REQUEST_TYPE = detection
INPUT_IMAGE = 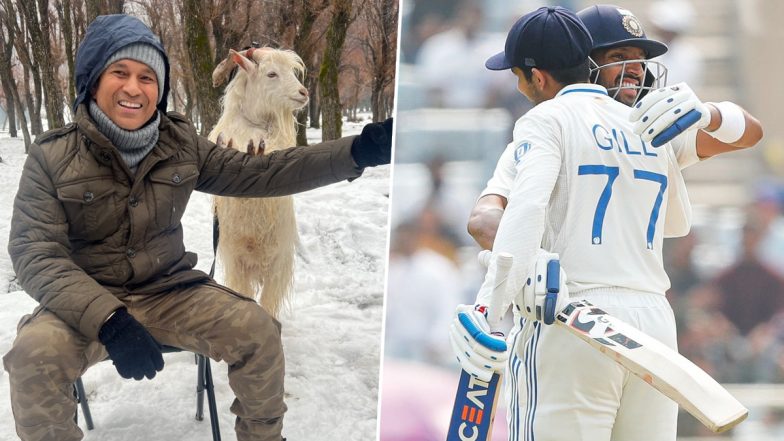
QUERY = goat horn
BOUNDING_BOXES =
[258,139,266,156]
[216,132,226,148]
[226,138,234,149]
[247,139,255,155]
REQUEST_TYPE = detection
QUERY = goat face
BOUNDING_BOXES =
[218,48,309,118]
[253,51,309,112]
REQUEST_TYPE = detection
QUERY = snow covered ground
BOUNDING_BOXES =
[0,121,390,441]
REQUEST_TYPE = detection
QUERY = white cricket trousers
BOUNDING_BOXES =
[505,288,678,441]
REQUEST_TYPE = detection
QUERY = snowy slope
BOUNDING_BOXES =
[0,121,390,441]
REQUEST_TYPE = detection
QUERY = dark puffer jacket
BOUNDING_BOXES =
[8,14,362,341]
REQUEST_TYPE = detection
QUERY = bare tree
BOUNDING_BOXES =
[0,3,31,148]
[55,0,76,108]
[3,0,43,134]
[358,0,396,121]
[17,0,66,129]
[0,9,17,137]
[319,0,354,141]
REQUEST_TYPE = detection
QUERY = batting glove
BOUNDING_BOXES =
[629,82,711,146]
[516,250,570,325]
[449,304,508,382]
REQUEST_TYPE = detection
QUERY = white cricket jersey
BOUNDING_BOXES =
[478,84,694,301]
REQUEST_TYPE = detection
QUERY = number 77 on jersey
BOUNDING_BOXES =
[446,370,502,441]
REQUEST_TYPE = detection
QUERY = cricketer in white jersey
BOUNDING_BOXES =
[482,82,689,441]
[484,82,690,298]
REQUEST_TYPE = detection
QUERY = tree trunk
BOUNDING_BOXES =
[85,0,125,23]
[318,0,352,141]
[13,82,31,151]
[85,0,101,23]
[371,78,384,121]
[22,64,43,135]
[292,0,321,146]
[1,85,17,137]
[0,30,17,137]
[32,69,43,133]
[308,76,320,128]
[106,0,124,14]
[295,111,308,146]
[57,0,77,110]
[182,0,221,135]
[211,0,253,62]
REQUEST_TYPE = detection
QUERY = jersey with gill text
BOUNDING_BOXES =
[480,106,698,239]
[485,84,691,299]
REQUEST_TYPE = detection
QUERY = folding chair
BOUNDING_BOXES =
[73,347,221,441]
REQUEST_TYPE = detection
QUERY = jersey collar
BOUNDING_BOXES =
[556,83,609,98]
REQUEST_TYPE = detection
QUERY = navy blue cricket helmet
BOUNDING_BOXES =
[578,5,668,58]
[577,5,669,104]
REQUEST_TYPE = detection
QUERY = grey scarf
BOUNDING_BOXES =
[88,100,160,173]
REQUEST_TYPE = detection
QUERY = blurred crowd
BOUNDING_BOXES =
[669,193,784,385]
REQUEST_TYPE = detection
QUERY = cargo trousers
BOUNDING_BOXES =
[3,281,286,441]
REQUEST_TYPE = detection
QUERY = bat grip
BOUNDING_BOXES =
[651,109,702,147]
[543,259,560,325]
[487,252,513,332]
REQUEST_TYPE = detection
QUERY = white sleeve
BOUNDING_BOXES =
[663,145,693,238]
[668,129,700,169]
[480,142,515,199]
[475,114,561,314]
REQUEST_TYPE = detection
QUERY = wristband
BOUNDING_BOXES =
[707,101,745,144]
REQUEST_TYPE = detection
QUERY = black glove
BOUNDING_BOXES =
[98,308,164,380]
[350,118,393,168]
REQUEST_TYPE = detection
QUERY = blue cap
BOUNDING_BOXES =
[486,6,593,71]
[578,5,667,58]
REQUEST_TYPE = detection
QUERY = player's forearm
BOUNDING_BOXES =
[697,103,764,158]
[467,195,507,250]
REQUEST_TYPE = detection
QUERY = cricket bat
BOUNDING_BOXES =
[447,252,513,441]
[452,252,748,437]
[555,299,748,432]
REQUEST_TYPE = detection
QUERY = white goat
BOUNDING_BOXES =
[209,47,309,318]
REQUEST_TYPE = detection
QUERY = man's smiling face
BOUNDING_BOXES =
[93,59,159,130]
[591,46,647,106]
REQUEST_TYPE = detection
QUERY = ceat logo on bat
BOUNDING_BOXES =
[458,376,488,440]
[447,371,499,441]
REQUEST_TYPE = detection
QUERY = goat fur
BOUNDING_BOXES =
[209,47,309,318]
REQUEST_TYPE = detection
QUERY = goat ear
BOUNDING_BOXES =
[230,49,255,73]
[212,57,235,87]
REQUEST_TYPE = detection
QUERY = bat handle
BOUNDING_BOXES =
[543,259,560,325]
[487,252,513,332]
[651,109,702,147]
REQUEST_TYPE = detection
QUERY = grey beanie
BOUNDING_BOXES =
[102,43,166,103]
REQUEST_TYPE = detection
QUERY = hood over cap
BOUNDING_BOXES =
[74,14,170,113]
